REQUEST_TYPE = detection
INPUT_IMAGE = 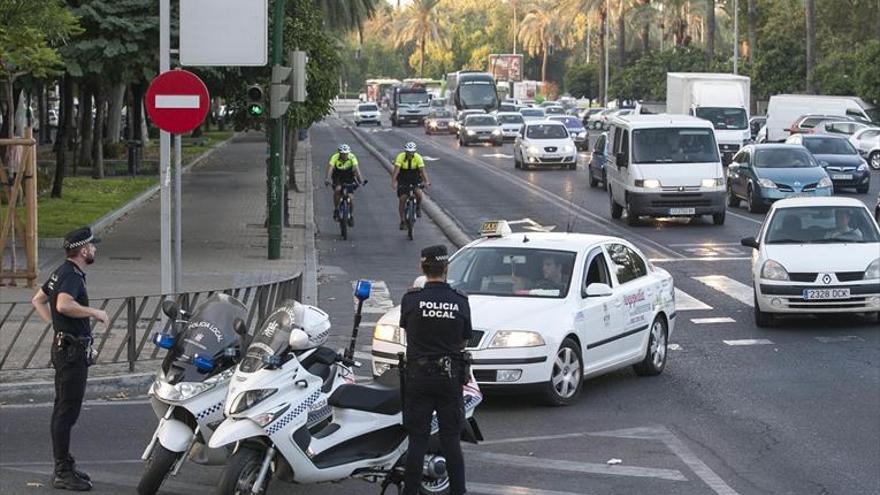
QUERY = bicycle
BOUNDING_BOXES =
[334,181,365,240]
[402,183,424,241]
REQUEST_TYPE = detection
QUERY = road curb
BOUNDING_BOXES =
[0,372,155,405]
[302,136,319,306]
[345,124,474,248]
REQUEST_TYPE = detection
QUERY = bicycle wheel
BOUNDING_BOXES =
[339,201,348,240]
[405,199,415,241]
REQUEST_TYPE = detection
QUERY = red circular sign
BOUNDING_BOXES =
[145,70,210,134]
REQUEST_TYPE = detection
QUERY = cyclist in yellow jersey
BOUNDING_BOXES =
[325,144,365,224]
[391,142,431,230]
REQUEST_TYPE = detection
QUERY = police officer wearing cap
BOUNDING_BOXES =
[399,245,472,495]
[31,227,108,491]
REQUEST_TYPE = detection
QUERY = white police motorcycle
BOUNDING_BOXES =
[209,281,483,495]
[137,295,353,495]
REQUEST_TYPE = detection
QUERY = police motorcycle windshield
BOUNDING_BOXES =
[162,294,248,383]
[239,302,304,374]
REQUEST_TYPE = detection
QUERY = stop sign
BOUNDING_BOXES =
[145,70,210,134]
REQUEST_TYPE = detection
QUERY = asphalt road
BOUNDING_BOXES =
[1,106,877,495]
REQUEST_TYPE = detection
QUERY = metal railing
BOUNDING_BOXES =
[0,274,301,371]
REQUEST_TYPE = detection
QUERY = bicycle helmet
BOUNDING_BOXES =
[404,142,417,152]
[338,144,351,153]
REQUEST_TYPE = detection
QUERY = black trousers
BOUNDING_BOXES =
[51,342,88,465]
[402,374,466,495]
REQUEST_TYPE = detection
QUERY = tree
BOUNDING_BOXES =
[564,63,599,100]
[313,0,378,43]
[558,0,604,99]
[747,0,756,63]
[804,0,816,93]
[705,0,715,61]
[392,0,446,77]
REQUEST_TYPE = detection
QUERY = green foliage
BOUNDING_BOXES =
[750,1,805,100]
[563,63,599,99]
[0,0,81,80]
[610,47,708,101]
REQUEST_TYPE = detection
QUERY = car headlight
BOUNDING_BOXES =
[817,177,833,188]
[761,259,789,281]
[253,404,290,427]
[865,258,880,279]
[701,178,724,188]
[429,121,438,127]
[230,388,277,415]
[492,129,502,136]
[374,323,405,344]
[635,179,661,189]
[757,178,777,189]
[858,161,868,172]
[488,330,545,348]
[562,145,575,154]
[578,131,587,138]
[528,145,541,155]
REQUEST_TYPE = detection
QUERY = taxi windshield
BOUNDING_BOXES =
[765,206,880,244]
[448,247,577,298]
[239,302,303,373]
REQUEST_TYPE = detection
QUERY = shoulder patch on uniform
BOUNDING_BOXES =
[406,286,423,293]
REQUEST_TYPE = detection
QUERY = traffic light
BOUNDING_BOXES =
[270,65,292,119]
[246,84,264,117]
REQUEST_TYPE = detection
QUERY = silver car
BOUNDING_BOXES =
[459,115,503,147]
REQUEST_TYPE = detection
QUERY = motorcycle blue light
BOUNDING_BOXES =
[193,354,214,373]
[153,332,175,349]
[355,279,372,301]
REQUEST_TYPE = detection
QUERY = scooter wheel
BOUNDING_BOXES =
[217,446,266,495]
[137,444,181,495]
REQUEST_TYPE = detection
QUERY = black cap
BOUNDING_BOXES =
[420,244,449,263]
[63,227,101,250]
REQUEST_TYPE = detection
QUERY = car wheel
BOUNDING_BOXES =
[712,211,726,225]
[625,199,639,226]
[869,151,880,170]
[747,185,764,214]
[633,316,668,376]
[726,185,740,207]
[609,189,623,219]
[754,292,775,327]
[542,338,583,406]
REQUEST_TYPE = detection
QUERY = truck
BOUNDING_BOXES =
[390,83,431,126]
[667,73,751,164]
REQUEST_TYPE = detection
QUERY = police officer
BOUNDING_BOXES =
[399,245,472,495]
[31,227,108,491]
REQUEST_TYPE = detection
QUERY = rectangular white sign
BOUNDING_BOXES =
[155,95,201,108]
[180,0,268,66]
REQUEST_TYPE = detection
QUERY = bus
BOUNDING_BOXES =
[445,71,499,113]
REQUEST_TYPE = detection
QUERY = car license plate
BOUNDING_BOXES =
[668,207,696,215]
[545,154,560,159]
[802,288,850,300]
[831,174,852,180]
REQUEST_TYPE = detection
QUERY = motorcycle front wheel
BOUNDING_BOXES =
[217,446,267,495]
[137,444,181,495]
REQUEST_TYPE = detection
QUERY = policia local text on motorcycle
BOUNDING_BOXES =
[399,244,473,495]
[31,227,109,492]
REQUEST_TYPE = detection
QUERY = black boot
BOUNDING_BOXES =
[332,209,339,221]
[67,455,91,482]
[53,459,92,491]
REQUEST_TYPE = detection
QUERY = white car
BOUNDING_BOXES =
[513,120,578,170]
[519,107,546,122]
[371,220,677,405]
[354,103,381,126]
[848,127,880,169]
[741,197,880,327]
[495,111,524,140]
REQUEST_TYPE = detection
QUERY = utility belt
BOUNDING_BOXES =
[407,352,471,384]
[52,332,95,368]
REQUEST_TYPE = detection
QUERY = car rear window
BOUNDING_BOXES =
[527,124,568,139]
[754,148,816,168]
[802,137,858,155]
[467,116,497,126]
[358,104,378,111]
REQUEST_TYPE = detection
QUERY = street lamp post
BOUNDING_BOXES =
[733,0,739,75]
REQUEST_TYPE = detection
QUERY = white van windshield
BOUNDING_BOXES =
[695,107,748,130]
[632,128,720,164]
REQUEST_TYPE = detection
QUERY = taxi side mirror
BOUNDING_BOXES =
[585,283,613,298]
[741,237,759,249]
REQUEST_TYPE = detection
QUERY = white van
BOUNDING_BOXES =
[606,115,727,226]
[763,94,877,143]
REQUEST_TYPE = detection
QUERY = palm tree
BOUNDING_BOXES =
[392,0,446,77]
[804,0,816,93]
[519,1,572,85]
[313,0,379,44]
[705,0,715,61]
[557,0,607,101]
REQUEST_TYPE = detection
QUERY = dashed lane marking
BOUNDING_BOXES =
[815,335,864,343]
[723,339,774,346]
[690,317,736,324]
[675,289,713,311]
[693,275,754,307]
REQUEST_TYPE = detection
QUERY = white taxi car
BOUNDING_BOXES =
[372,221,677,405]
[741,197,880,326]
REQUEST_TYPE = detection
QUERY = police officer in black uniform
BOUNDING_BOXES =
[399,245,472,495]
[31,227,108,491]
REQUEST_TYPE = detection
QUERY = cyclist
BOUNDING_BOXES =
[391,142,431,230]
[325,144,364,226]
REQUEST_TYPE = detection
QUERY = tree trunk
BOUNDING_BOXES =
[617,0,626,66]
[599,7,607,105]
[37,83,47,145]
[705,0,715,62]
[419,33,426,77]
[641,0,650,56]
[77,84,93,173]
[92,84,105,179]
[3,77,14,139]
[747,0,756,64]
[106,82,125,144]
[805,0,817,93]
[51,75,74,198]
[541,41,548,85]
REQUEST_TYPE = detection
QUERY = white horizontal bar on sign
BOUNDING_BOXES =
[693,275,754,307]
[723,339,773,346]
[675,289,712,311]
[155,95,201,109]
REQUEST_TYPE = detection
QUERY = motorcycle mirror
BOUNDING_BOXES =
[161,300,180,319]
[289,328,310,350]
[233,318,248,336]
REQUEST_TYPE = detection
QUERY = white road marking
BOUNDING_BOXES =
[675,289,713,311]
[422,155,440,161]
[353,350,372,361]
[469,482,590,495]
[723,339,774,346]
[154,95,200,109]
[690,317,736,324]
[1,398,152,409]
[668,343,682,350]
[483,153,514,159]
[470,451,688,482]
[353,280,395,314]
[683,247,747,257]
[726,210,764,225]
[693,275,754,307]
[815,335,864,343]
[477,432,587,446]
[589,426,740,495]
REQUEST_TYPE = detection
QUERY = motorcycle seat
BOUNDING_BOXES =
[328,369,401,415]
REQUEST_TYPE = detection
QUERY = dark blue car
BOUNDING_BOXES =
[587,132,608,188]
[785,134,871,193]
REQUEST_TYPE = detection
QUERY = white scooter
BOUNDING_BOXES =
[209,281,483,495]
[137,295,354,495]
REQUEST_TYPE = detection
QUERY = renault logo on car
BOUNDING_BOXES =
[821,273,832,285]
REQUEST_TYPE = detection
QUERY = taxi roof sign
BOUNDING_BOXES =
[480,220,512,238]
